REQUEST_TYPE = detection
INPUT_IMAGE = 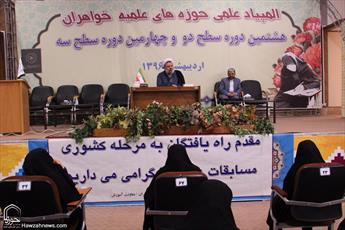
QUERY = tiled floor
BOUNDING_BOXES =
[85,202,345,230]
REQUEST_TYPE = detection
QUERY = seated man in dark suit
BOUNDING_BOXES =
[218,68,241,103]
[157,58,185,86]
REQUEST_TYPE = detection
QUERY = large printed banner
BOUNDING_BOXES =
[16,0,321,108]
[3,133,343,203]
[48,135,272,202]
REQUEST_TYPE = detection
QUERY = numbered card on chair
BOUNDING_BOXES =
[175,178,188,187]
[17,181,31,191]
[320,167,331,176]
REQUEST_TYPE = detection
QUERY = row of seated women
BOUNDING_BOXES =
[22,141,344,230]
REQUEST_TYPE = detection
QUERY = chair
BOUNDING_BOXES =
[213,81,221,105]
[146,171,208,230]
[0,176,91,230]
[240,80,270,120]
[269,163,345,230]
[104,83,130,109]
[48,85,79,126]
[29,86,54,129]
[214,81,242,106]
[74,84,104,124]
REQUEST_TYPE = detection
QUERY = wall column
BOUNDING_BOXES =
[341,21,345,117]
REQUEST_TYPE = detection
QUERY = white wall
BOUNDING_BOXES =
[327,30,342,106]
[328,0,345,23]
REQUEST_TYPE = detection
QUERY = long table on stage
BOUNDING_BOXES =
[130,86,200,109]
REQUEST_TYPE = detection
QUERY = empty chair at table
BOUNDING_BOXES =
[29,85,54,129]
[74,84,104,123]
[48,85,79,126]
[241,80,269,119]
[104,83,130,109]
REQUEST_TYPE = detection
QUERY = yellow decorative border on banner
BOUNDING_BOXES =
[294,135,345,161]
[0,143,28,177]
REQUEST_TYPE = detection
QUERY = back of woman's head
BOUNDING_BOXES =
[295,140,324,166]
[23,148,54,175]
[164,144,197,171]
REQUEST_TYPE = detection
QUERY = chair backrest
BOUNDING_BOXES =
[240,80,263,100]
[29,86,54,107]
[54,85,79,105]
[214,81,221,94]
[291,163,345,222]
[0,176,63,217]
[213,81,221,105]
[79,84,103,104]
[154,171,208,211]
[105,83,129,106]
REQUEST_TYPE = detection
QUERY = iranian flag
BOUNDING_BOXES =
[135,68,146,83]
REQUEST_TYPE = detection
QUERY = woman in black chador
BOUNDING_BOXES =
[143,144,201,230]
[267,140,325,230]
[23,148,83,229]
